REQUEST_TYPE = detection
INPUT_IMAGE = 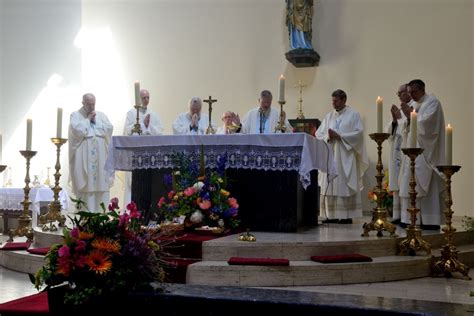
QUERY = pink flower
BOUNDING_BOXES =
[70,227,79,239]
[228,197,239,209]
[184,187,196,197]
[119,213,130,226]
[75,240,87,252]
[58,245,70,258]
[108,197,119,211]
[126,201,141,218]
[158,197,165,208]
[198,199,212,210]
[168,191,175,199]
[74,254,87,268]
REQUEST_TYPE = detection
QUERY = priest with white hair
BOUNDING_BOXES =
[172,97,211,135]
[69,93,113,212]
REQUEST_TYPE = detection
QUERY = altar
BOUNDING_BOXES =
[105,133,336,232]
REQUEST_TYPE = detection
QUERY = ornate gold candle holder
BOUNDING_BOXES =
[399,148,431,255]
[362,133,397,237]
[238,229,256,242]
[274,100,287,133]
[39,138,67,231]
[8,150,36,242]
[431,165,470,279]
[130,104,142,135]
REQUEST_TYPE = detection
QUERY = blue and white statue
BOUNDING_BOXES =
[286,0,313,50]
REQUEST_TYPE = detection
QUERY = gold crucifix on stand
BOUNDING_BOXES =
[295,80,306,119]
[203,95,217,134]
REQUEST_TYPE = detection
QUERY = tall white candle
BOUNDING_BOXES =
[279,75,285,102]
[26,119,32,150]
[134,81,141,106]
[445,124,453,165]
[409,110,417,148]
[56,107,63,138]
[376,96,383,133]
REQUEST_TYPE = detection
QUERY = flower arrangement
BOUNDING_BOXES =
[156,151,240,231]
[34,198,166,305]
[368,169,394,210]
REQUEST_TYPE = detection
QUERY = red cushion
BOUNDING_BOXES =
[27,247,51,256]
[311,253,372,263]
[0,242,31,250]
[228,257,289,266]
[0,291,48,314]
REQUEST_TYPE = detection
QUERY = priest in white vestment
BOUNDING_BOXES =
[316,89,368,224]
[69,93,114,212]
[172,97,211,135]
[386,84,416,223]
[241,90,293,134]
[216,111,241,134]
[398,79,445,230]
[123,89,163,205]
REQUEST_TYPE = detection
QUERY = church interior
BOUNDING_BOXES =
[0,0,474,314]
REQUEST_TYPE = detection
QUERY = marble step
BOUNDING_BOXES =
[0,250,45,275]
[32,227,64,248]
[201,230,473,261]
[187,244,474,287]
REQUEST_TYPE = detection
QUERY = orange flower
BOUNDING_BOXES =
[220,189,230,197]
[92,237,121,253]
[79,231,94,240]
[86,250,112,275]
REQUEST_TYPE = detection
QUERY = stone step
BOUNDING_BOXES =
[187,245,474,287]
[201,230,473,261]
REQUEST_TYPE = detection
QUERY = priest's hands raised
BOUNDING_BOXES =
[144,114,150,128]
[88,111,96,124]
[328,128,341,142]
[400,102,413,120]
[391,105,402,122]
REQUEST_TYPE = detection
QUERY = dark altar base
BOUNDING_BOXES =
[47,283,468,316]
[131,169,319,232]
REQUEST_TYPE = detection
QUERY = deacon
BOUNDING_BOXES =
[398,79,445,230]
[241,90,293,134]
[316,89,368,224]
[123,89,163,136]
[172,97,210,135]
[68,93,114,212]
[386,83,416,224]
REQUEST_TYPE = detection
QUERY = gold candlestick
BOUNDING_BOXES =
[204,95,217,135]
[130,104,142,135]
[8,150,36,242]
[295,80,306,119]
[362,133,397,237]
[274,100,287,133]
[238,229,256,242]
[39,138,67,231]
[399,148,431,255]
[432,165,470,279]
[44,167,51,186]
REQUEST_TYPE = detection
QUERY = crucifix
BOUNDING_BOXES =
[295,80,306,119]
[203,95,217,134]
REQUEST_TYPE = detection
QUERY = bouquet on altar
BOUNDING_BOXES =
[33,198,166,305]
[368,169,394,210]
[156,151,240,231]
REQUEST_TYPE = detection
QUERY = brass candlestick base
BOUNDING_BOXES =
[39,138,67,231]
[274,100,287,133]
[432,165,470,279]
[362,133,397,238]
[399,148,431,256]
[238,229,256,242]
[0,165,6,173]
[8,150,37,242]
[131,104,142,135]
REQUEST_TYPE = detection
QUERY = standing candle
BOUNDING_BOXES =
[376,96,383,133]
[409,110,417,148]
[445,124,453,165]
[134,81,141,106]
[26,119,32,150]
[56,107,63,138]
[279,74,285,102]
